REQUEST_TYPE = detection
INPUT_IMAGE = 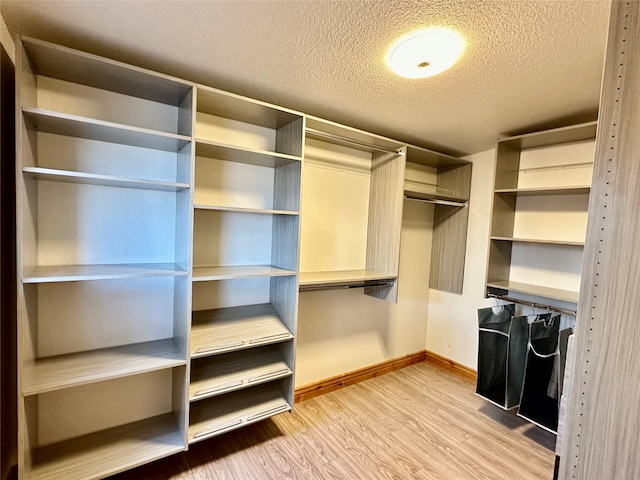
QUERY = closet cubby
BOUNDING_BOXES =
[189,86,302,442]
[15,37,194,480]
[486,122,597,304]
[299,116,406,302]
[404,146,472,294]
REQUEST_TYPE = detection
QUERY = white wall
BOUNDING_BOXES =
[425,149,496,369]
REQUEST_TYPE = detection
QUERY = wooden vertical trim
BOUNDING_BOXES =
[364,148,406,302]
[275,117,304,157]
[494,143,520,190]
[559,2,640,478]
[429,205,470,294]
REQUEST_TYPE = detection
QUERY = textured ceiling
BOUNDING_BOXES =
[1,0,610,156]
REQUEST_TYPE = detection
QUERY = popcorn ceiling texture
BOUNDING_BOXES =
[1,0,610,155]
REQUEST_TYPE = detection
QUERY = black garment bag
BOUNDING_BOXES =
[476,304,530,409]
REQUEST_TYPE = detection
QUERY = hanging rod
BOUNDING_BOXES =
[404,195,467,207]
[299,280,394,292]
[305,128,404,156]
[487,293,576,317]
[518,161,593,173]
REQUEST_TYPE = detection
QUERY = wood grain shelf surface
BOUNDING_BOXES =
[194,204,299,215]
[191,304,293,358]
[491,236,585,247]
[495,186,591,196]
[23,37,193,106]
[190,346,291,401]
[192,265,296,282]
[195,138,302,167]
[23,108,191,152]
[499,121,597,150]
[30,414,184,480]
[404,188,468,205]
[23,339,186,396]
[22,263,189,283]
[486,280,579,303]
[189,384,290,444]
[23,167,190,192]
[298,269,396,287]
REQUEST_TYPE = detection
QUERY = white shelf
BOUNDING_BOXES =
[23,167,190,192]
[195,138,302,167]
[486,280,579,303]
[194,204,298,215]
[30,414,184,480]
[491,236,585,247]
[299,269,396,287]
[191,304,293,358]
[189,384,290,444]
[192,265,296,282]
[23,108,191,152]
[495,186,591,196]
[23,339,186,395]
[23,263,188,283]
[190,346,291,401]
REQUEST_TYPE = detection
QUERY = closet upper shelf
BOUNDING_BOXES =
[21,37,193,106]
[192,265,296,282]
[305,116,404,154]
[298,270,396,289]
[491,236,585,247]
[195,139,302,167]
[23,108,191,152]
[495,186,591,196]
[486,280,579,303]
[498,121,597,149]
[23,263,189,283]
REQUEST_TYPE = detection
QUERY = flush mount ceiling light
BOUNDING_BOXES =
[386,27,466,79]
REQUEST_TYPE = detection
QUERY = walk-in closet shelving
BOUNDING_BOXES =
[404,145,472,294]
[299,116,406,302]
[15,37,194,479]
[486,121,597,305]
[189,85,303,442]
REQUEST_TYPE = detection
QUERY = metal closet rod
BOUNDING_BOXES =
[305,128,404,156]
[488,294,576,317]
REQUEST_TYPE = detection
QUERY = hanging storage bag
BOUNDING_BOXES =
[517,314,563,433]
[476,304,529,409]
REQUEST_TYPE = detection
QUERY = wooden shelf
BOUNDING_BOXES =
[298,270,396,288]
[30,413,184,480]
[191,304,293,358]
[495,186,591,196]
[23,108,191,152]
[22,263,188,283]
[192,265,295,282]
[499,121,597,150]
[195,139,301,167]
[189,384,290,444]
[190,346,291,401]
[406,144,468,167]
[491,236,585,247]
[23,339,186,396]
[23,37,192,106]
[23,167,190,192]
[486,280,579,303]
[404,188,468,206]
[194,204,298,216]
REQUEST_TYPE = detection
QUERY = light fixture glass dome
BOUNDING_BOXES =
[386,27,466,79]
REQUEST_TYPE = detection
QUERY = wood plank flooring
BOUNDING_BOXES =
[110,362,555,480]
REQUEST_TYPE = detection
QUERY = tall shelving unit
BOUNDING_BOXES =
[486,122,597,305]
[188,86,303,443]
[299,116,406,302]
[15,38,194,479]
[404,146,472,294]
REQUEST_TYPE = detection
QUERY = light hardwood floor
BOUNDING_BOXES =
[110,362,555,480]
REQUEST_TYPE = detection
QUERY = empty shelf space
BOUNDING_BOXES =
[194,204,298,215]
[23,263,189,283]
[299,269,396,288]
[189,384,290,444]
[190,346,291,401]
[192,265,296,282]
[491,236,585,247]
[191,304,293,358]
[195,139,302,167]
[23,339,186,395]
[486,280,579,303]
[495,186,591,196]
[23,167,190,192]
[23,108,191,152]
[30,413,184,480]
